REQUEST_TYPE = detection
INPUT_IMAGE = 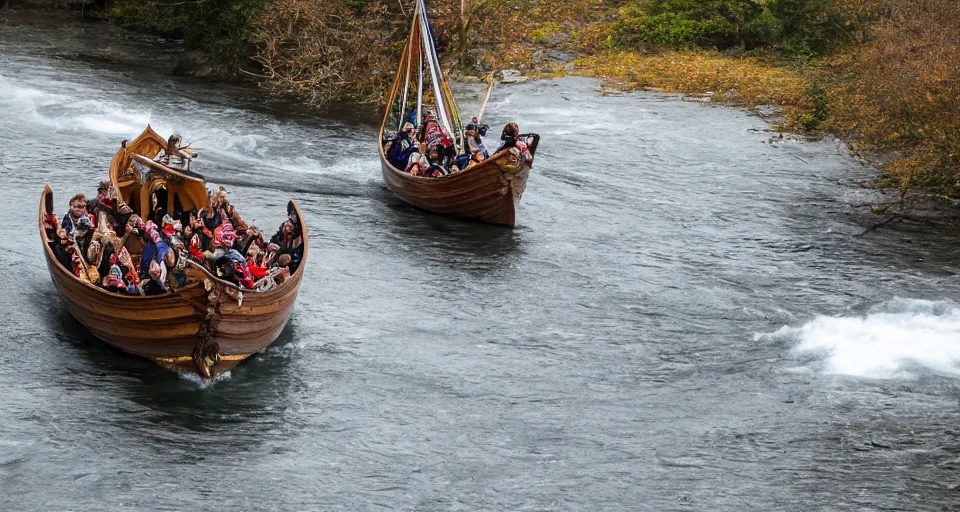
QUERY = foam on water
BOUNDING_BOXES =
[759,298,960,379]
[178,370,232,388]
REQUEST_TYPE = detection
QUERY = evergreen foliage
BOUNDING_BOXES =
[608,0,861,56]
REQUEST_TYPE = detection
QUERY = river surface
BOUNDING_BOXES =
[2,15,960,512]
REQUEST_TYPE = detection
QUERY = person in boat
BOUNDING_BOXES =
[199,196,222,234]
[62,194,95,237]
[158,214,189,288]
[405,142,430,175]
[244,243,271,283]
[101,224,139,292]
[159,214,184,250]
[241,224,265,257]
[418,111,443,146]
[101,261,128,294]
[453,122,489,170]
[387,122,417,170]
[425,148,450,177]
[470,116,489,137]
[139,221,170,283]
[52,227,74,270]
[205,218,256,289]
[496,122,533,165]
[418,111,456,167]
[183,224,204,263]
[94,181,132,230]
[65,216,97,282]
[154,133,197,172]
[267,215,303,275]
[465,123,489,160]
[43,213,62,258]
[275,253,293,284]
[44,210,74,272]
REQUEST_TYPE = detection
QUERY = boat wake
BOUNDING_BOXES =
[179,371,232,388]
[759,298,960,379]
[0,77,150,135]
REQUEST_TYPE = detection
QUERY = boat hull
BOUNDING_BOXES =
[378,150,530,227]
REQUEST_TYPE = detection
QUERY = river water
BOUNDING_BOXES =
[2,15,960,512]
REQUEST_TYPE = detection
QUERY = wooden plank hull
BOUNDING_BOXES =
[40,182,309,379]
[378,150,530,227]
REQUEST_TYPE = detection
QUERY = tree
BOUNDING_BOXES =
[456,0,490,72]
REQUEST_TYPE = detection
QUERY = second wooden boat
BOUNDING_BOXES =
[377,0,539,228]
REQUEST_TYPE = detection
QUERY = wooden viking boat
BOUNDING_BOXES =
[39,125,309,379]
[378,0,539,227]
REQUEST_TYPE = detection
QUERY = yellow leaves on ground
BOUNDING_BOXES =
[577,51,812,125]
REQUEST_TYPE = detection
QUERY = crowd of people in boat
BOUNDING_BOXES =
[383,111,533,177]
[43,180,304,296]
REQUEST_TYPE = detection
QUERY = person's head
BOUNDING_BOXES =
[501,122,519,140]
[429,149,440,162]
[167,133,182,152]
[277,253,292,268]
[471,116,479,124]
[69,194,87,218]
[43,214,58,231]
[402,122,414,134]
[281,220,294,234]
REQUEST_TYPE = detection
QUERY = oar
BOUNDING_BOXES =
[475,74,495,123]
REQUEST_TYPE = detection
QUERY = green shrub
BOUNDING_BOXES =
[767,0,845,56]
[608,0,867,56]
[609,0,777,50]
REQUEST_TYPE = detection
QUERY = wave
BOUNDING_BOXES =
[758,298,960,379]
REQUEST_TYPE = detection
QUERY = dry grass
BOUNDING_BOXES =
[823,0,960,193]
[577,51,814,128]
